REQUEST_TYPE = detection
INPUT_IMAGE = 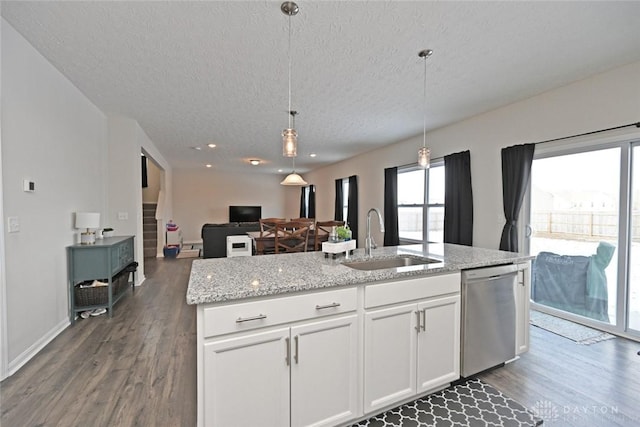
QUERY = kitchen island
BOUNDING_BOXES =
[187,243,533,427]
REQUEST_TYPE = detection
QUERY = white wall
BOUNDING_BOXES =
[1,20,107,372]
[0,20,173,377]
[172,169,288,242]
[142,158,161,203]
[303,61,640,249]
[107,117,173,279]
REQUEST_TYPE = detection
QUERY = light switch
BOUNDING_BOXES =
[118,212,128,220]
[23,180,35,192]
[8,217,19,233]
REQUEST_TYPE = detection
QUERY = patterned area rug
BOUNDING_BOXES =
[530,310,615,345]
[352,379,542,426]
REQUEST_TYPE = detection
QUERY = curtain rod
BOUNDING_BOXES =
[395,121,640,169]
[531,121,640,146]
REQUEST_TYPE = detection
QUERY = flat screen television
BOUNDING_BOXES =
[229,205,262,223]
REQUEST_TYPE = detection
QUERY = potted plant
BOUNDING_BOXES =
[336,225,351,241]
[103,227,114,238]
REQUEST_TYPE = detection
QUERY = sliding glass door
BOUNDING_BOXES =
[628,144,640,332]
[529,148,620,324]
[527,139,640,337]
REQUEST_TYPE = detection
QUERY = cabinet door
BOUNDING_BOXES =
[363,303,417,413]
[203,328,290,427]
[416,295,460,393]
[516,264,531,355]
[290,314,359,427]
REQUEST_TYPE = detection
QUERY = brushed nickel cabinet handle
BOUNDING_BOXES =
[315,302,341,310]
[235,314,267,323]
[294,336,299,364]
[285,337,290,366]
[421,309,427,332]
[415,311,421,332]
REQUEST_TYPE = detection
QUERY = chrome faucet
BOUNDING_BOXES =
[365,208,385,257]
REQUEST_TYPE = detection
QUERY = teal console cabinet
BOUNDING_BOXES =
[67,236,135,323]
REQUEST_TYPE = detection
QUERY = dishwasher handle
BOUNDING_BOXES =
[462,264,518,282]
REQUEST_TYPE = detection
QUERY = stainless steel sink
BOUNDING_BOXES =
[343,256,440,271]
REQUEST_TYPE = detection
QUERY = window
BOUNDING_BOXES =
[397,161,444,243]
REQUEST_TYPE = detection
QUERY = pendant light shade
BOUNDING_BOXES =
[281,172,308,186]
[418,146,430,168]
[280,155,307,186]
[282,2,299,157]
[418,49,433,168]
[282,111,298,157]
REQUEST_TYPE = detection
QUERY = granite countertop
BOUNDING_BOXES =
[186,243,534,305]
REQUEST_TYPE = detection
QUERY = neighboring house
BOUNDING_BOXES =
[2,16,640,381]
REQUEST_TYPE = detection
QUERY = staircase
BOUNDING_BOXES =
[143,203,157,258]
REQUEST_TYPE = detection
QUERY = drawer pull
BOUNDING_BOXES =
[315,302,341,310]
[235,314,267,323]
[285,337,290,366]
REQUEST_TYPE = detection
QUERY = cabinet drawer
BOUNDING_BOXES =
[203,287,358,337]
[365,273,460,308]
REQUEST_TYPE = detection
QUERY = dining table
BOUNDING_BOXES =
[247,229,329,255]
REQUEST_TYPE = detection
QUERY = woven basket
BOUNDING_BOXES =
[75,283,108,306]
[114,271,129,295]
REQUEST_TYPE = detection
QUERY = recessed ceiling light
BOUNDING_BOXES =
[278,169,283,173]
[250,159,260,166]
[208,144,217,148]
[205,164,212,168]
[192,146,202,150]
[310,153,317,157]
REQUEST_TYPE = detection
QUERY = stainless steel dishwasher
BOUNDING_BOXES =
[461,264,518,377]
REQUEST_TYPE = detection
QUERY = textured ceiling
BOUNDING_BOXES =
[3,1,640,174]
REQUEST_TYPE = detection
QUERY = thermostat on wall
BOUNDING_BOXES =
[23,179,35,192]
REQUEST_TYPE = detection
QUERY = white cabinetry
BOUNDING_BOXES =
[363,274,461,414]
[203,328,290,427]
[516,262,531,355]
[198,287,359,427]
[290,315,359,427]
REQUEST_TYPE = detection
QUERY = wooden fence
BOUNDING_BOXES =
[532,211,640,241]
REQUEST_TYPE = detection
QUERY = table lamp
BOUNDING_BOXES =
[75,212,100,245]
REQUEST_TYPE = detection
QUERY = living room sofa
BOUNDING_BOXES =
[201,222,260,258]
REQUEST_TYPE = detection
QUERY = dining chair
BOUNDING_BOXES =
[258,218,286,254]
[259,218,286,236]
[275,221,310,254]
[314,220,346,251]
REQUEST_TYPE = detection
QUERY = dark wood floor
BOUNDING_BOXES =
[0,257,197,427]
[2,257,639,426]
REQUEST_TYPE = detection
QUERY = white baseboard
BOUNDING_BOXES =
[6,317,69,378]
[135,274,146,286]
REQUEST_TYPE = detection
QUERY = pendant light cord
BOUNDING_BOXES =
[287,13,293,129]
[422,53,427,149]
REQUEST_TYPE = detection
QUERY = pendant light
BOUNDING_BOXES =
[418,49,433,168]
[280,155,308,186]
[282,2,299,157]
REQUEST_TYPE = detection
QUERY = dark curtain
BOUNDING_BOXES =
[308,185,316,218]
[444,150,473,246]
[299,188,305,217]
[299,185,317,218]
[383,167,399,246]
[141,155,148,188]
[334,179,344,221]
[499,143,535,252]
[347,175,358,242]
